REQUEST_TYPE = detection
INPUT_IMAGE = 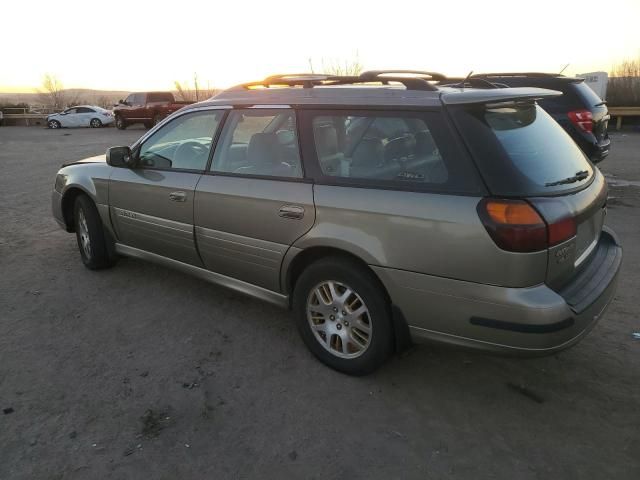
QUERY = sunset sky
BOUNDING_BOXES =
[1,0,639,92]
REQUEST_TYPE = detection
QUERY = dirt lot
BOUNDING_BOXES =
[1,125,639,480]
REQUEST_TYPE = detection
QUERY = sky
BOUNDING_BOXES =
[1,0,639,93]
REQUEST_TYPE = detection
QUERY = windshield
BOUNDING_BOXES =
[452,103,593,196]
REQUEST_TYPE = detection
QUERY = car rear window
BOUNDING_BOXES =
[452,103,593,196]
[573,81,604,107]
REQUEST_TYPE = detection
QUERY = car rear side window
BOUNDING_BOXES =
[452,103,593,196]
[148,92,174,103]
[303,110,483,193]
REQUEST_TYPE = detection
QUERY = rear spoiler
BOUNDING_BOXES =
[440,87,562,105]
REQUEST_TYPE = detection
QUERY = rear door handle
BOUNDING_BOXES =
[169,191,187,202]
[279,205,305,219]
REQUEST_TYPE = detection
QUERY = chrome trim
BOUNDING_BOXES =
[115,243,289,308]
[574,237,598,267]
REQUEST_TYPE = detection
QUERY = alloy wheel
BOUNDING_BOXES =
[77,208,91,259]
[306,280,372,359]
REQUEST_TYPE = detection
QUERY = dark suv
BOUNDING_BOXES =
[463,73,611,162]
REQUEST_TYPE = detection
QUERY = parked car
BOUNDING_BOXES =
[446,73,611,162]
[51,71,622,375]
[47,106,114,129]
[113,92,193,130]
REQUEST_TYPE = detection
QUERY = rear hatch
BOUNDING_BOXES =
[449,99,607,288]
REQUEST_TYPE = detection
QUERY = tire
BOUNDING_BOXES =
[153,113,163,126]
[48,120,61,129]
[90,118,102,128]
[73,195,116,270]
[115,115,127,130]
[144,121,153,129]
[292,256,393,375]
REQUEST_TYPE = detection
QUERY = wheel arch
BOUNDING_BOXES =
[283,246,412,352]
[60,185,94,232]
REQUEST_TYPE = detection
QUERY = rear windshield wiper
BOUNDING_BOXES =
[545,170,590,187]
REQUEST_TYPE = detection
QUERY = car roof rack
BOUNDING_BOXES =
[438,77,508,89]
[238,70,445,92]
[471,72,566,78]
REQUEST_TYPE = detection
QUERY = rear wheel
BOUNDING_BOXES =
[89,118,102,128]
[48,120,61,129]
[292,257,393,375]
[73,195,116,270]
[115,115,127,130]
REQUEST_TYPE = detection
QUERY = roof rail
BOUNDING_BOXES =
[472,72,566,78]
[238,70,444,92]
[438,78,507,89]
[360,70,447,81]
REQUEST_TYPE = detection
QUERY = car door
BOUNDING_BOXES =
[194,108,315,292]
[109,108,226,265]
[120,94,138,121]
[129,93,147,121]
[76,107,94,126]
[60,108,79,127]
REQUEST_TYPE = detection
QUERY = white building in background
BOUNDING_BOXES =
[578,71,608,99]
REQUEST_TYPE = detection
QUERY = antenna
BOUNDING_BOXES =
[559,63,570,75]
[461,70,473,90]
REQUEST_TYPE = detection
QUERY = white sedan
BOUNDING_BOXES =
[47,106,115,129]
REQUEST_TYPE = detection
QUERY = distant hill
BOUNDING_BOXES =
[0,89,131,108]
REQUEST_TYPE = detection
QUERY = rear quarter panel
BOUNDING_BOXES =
[293,185,547,288]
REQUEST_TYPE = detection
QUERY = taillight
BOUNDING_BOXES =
[548,216,576,245]
[478,199,576,253]
[568,109,593,133]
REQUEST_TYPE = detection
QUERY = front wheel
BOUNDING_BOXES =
[89,118,102,128]
[292,257,393,375]
[48,120,61,129]
[73,195,116,270]
[115,116,127,130]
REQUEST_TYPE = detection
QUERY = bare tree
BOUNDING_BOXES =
[607,56,640,106]
[308,53,363,76]
[174,73,218,102]
[38,74,66,110]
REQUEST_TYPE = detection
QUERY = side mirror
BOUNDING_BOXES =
[118,99,125,105]
[106,146,134,168]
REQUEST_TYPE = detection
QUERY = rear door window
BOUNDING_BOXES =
[303,110,483,193]
[452,103,593,196]
[211,109,302,178]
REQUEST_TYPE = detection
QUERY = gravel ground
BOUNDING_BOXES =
[1,126,639,480]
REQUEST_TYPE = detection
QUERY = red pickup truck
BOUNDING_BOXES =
[113,92,193,129]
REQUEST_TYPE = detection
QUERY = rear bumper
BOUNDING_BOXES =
[373,228,622,355]
[574,131,610,162]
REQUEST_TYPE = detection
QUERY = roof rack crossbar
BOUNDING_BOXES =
[240,71,444,91]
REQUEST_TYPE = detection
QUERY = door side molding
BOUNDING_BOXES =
[115,243,289,308]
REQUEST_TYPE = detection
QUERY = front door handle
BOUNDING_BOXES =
[169,191,187,202]
[279,205,305,219]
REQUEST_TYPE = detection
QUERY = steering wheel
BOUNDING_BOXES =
[173,141,209,169]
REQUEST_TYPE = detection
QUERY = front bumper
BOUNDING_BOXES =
[52,189,66,230]
[373,228,622,355]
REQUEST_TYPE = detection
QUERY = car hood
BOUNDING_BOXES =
[63,154,107,167]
